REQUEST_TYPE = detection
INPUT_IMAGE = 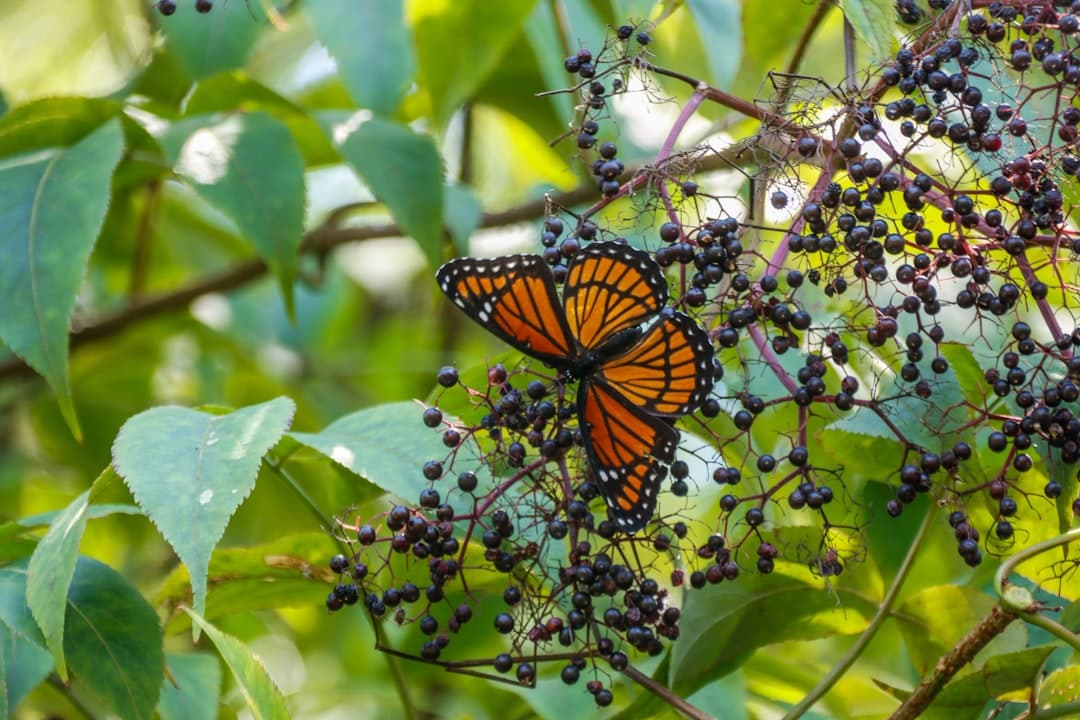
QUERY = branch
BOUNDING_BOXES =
[887,604,1018,720]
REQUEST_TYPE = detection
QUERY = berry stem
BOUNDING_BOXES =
[264,460,341,547]
[782,502,938,720]
[621,662,713,720]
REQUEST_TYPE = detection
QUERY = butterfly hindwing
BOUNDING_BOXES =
[598,310,715,416]
[578,379,679,532]
[436,254,576,366]
[563,242,669,351]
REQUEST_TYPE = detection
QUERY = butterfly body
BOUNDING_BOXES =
[437,241,713,532]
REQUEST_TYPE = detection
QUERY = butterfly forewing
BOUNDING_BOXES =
[598,311,715,416]
[563,242,668,350]
[436,255,576,366]
[578,379,679,532]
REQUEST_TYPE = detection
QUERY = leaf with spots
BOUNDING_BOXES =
[111,398,295,621]
[290,401,474,503]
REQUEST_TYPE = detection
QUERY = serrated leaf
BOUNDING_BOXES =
[443,183,482,255]
[921,646,1056,718]
[158,652,222,720]
[837,0,895,61]
[409,0,540,127]
[289,401,450,502]
[26,489,89,681]
[685,0,742,89]
[63,557,163,720]
[328,114,444,268]
[155,533,339,634]
[0,120,124,439]
[160,113,306,317]
[0,98,123,161]
[111,397,296,619]
[307,0,414,114]
[669,564,875,695]
[0,621,52,716]
[184,610,289,720]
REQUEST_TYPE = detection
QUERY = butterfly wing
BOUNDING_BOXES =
[436,254,576,366]
[563,242,669,350]
[598,309,715,416]
[578,379,679,533]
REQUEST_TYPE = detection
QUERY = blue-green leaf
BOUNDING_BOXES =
[306,0,414,114]
[26,489,89,680]
[328,114,444,268]
[0,120,124,439]
[111,397,296,619]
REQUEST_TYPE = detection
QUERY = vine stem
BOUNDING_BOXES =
[995,526,1080,653]
[622,664,712,720]
[782,502,938,720]
[262,460,340,546]
[262,459,418,720]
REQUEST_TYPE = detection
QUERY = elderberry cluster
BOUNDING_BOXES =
[563,26,652,198]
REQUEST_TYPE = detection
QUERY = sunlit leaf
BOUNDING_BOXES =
[112,397,296,619]
[670,563,875,694]
[155,533,339,634]
[409,0,540,127]
[289,401,451,502]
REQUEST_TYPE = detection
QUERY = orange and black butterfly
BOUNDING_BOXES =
[436,241,714,533]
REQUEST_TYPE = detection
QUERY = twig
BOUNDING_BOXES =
[622,663,712,720]
[888,604,1018,720]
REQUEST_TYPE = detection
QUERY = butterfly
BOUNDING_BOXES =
[436,240,714,533]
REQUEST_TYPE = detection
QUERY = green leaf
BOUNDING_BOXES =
[65,557,164,720]
[1039,665,1080,709]
[896,585,1027,673]
[685,0,742,89]
[0,98,123,161]
[669,563,875,694]
[410,0,540,126]
[184,610,289,720]
[837,0,895,61]
[111,397,296,618]
[160,113,306,317]
[154,533,339,634]
[158,653,223,720]
[160,1,263,80]
[26,489,89,681]
[0,120,124,439]
[289,401,451,502]
[443,183,482,255]
[307,0,414,114]
[0,621,52,716]
[17,503,142,529]
[329,115,444,268]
